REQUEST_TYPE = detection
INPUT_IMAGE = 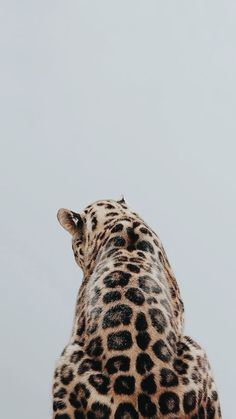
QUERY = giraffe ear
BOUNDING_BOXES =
[57,208,84,236]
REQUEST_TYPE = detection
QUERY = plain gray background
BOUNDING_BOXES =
[0,1,235,417]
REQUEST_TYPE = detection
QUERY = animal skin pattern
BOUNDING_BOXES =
[52,198,221,419]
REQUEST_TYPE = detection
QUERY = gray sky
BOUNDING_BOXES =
[1,1,235,417]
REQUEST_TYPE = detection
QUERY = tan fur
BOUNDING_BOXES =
[52,198,221,419]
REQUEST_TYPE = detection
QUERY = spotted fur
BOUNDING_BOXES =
[52,198,221,418]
